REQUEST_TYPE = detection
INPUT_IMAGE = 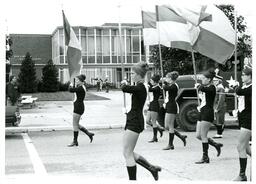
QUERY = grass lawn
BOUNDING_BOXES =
[21,91,110,101]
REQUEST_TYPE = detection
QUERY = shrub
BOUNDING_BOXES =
[58,81,70,91]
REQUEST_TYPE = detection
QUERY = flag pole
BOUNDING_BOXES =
[156,6,166,101]
[234,7,238,110]
[118,4,126,110]
[191,50,201,106]
[141,9,151,104]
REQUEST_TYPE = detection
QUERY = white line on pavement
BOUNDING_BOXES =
[22,133,47,175]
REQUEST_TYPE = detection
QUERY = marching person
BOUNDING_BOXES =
[6,75,20,106]
[213,75,226,138]
[231,65,252,181]
[146,74,164,142]
[122,61,161,181]
[195,68,223,164]
[162,71,187,150]
[68,74,95,147]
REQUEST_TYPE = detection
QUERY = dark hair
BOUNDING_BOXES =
[77,74,86,82]
[203,68,216,80]
[166,71,179,81]
[132,61,149,78]
[151,74,160,83]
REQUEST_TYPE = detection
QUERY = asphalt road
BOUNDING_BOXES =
[5,128,251,181]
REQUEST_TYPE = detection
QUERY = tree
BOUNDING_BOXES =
[41,59,59,92]
[18,52,37,93]
[149,4,252,74]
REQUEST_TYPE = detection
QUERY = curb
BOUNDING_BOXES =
[5,124,125,133]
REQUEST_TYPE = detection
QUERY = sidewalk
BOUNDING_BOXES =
[5,90,237,133]
[6,90,130,133]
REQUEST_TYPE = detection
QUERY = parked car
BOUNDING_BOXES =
[5,106,21,127]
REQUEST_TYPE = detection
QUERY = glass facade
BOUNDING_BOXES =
[52,25,151,85]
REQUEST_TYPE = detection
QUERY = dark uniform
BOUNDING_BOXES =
[69,85,86,115]
[122,82,147,133]
[164,83,179,114]
[236,84,252,130]
[148,83,161,112]
[198,84,216,122]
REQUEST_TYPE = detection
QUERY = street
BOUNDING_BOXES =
[5,91,251,181]
[5,128,251,181]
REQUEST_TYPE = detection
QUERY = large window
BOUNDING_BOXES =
[59,34,64,56]
[88,28,95,63]
[103,30,110,63]
[96,34,102,63]
[81,29,87,56]
[103,36,110,55]
[126,30,132,63]
[52,31,59,64]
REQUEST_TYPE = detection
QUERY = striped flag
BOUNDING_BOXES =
[191,5,235,64]
[142,11,171,47]
[162,4,212,26]
[141,11,158,46]
[155,5,200,52]
[157,4,235,64]
[142,10,197,51]
[62,10,82,81]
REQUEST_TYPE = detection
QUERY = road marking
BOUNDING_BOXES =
[22,133,47,175]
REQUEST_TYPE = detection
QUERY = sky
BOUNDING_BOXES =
[0,0,255,35]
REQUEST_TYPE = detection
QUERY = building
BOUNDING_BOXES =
[10,23,154,87]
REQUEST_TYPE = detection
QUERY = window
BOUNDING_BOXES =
[81,35,87,55]
[103,36,110,55]
[88,36,95,55]
[59,34,64,55]
[132,36,140,53]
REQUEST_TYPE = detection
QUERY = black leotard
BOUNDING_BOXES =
[69,85,86,115]
[122,81,147,133]
[164,83,179,114]
[198,84,216,122]
[148,83,161,112]
[236,84,252,130]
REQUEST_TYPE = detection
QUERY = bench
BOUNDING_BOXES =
[20,96,38,109]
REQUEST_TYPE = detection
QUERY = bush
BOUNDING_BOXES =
[58,81,70,91]
[37,80,43,92]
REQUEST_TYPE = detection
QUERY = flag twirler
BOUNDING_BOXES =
[62,10,82,82]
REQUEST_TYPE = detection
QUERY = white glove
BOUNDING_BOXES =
[194,83,200,89]
[229,81,239,89]
[163,103,166,109]
[122,107,128,114]
[224,87,230,93]
[121,80,128,85]
[232,109,238,118]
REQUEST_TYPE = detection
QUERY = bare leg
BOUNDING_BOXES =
[163,113,176,150]
[149,111,159,142]
[67,113,81,147]
[123,129,139,180]
[233,128,251,181]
